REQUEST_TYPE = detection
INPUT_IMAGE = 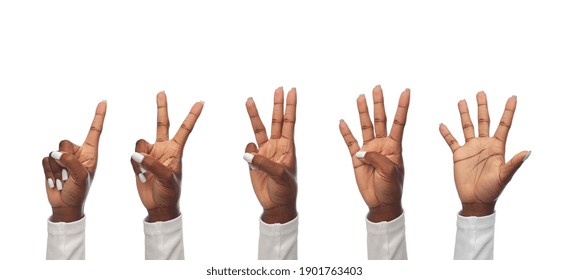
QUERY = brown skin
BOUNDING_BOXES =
[42,101,107,223]
[131,92,204,222]
[245,87,298,224]
[439,92,529,217]
[340,86,410,223]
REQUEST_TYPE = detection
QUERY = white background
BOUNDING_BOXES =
[0,0,567,279]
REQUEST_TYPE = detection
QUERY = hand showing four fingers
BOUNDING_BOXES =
[243,87,298,224]
[340,86,411,222]
[439,92,530,216]
[41,101,107,222]
[130,92,204,222]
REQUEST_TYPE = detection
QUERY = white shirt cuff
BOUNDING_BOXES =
[258,215,299,260]
[366,212,408,260]
[47,216,86,260]
[143,214,185,260]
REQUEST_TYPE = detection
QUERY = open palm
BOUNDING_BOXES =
[440,92,530,216]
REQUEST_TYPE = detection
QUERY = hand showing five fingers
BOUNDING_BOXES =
[131,92,204,222]
[439,92,530,217]
[42,101,107,222]
[243,87,298,224]
[340,86,410,222]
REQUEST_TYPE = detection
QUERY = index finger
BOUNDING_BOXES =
[173,101,204,148]
[84,100,107,148]
[156,91,170,142]
[281,88,297,140]
[388,89,411,142]
[246,97,269,147]
[494,95,517,143]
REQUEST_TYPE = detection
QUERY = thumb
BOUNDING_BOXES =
[50,151,89,184]
[243,142,259,170]
[500,150,531,184]
[131,152,174,184]
[355,151,397,172]
[243,152,289,180]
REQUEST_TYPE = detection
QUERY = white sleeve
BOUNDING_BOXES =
[453,212,495,260]
[144,214,185,260]
[258,215,298,260]
[47,216,86,260]
[366,212,407,260]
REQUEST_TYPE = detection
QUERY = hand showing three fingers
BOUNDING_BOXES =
[130,92,204,222]
[340,86,410,222]
[243,87,298,224]
[42,101,107,222]
[439,92,530,216]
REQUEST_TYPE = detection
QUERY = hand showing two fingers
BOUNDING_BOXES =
[131,92,204,222]
[243,87,298,224]
[340,86,410,222]
[439,92,530,216]
[42,101,107,222]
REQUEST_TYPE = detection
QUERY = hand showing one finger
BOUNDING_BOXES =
[42,101,107,222]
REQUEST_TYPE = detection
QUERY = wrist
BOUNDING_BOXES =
[367,204,403,223]
[460,202,495,217]
[147,205,181,222]
[261,205,297,224]
[51,206,84,223]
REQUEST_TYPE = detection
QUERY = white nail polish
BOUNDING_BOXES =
[51,151,63,160]
[140,166,147,173]
[522,151,532,162]
[47,178,55,188]
[243,153,254,164]
[355,151,367,159]
[56,179,63,191]
[132,152,144,164]
[62,169,68,181]
[138,173,147,183]
[199,100,205,104]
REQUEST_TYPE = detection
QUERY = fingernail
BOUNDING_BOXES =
[247,97,253,102]
[56,179,63,191]
[138,173,147,183]
[47,178,55,189]
[50,151,63,160]
[140,166,147,173]
[522,151,531,162]
[199,100,205,104]
[243,153,254,164]
[132,152,144,164]
[359,94,365,98]
[512,95,518,99]
[102,100,107,103]
[339,119,345,124]
[249,164,258,171]
[355,151,367,159]
[62,169,68,181]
